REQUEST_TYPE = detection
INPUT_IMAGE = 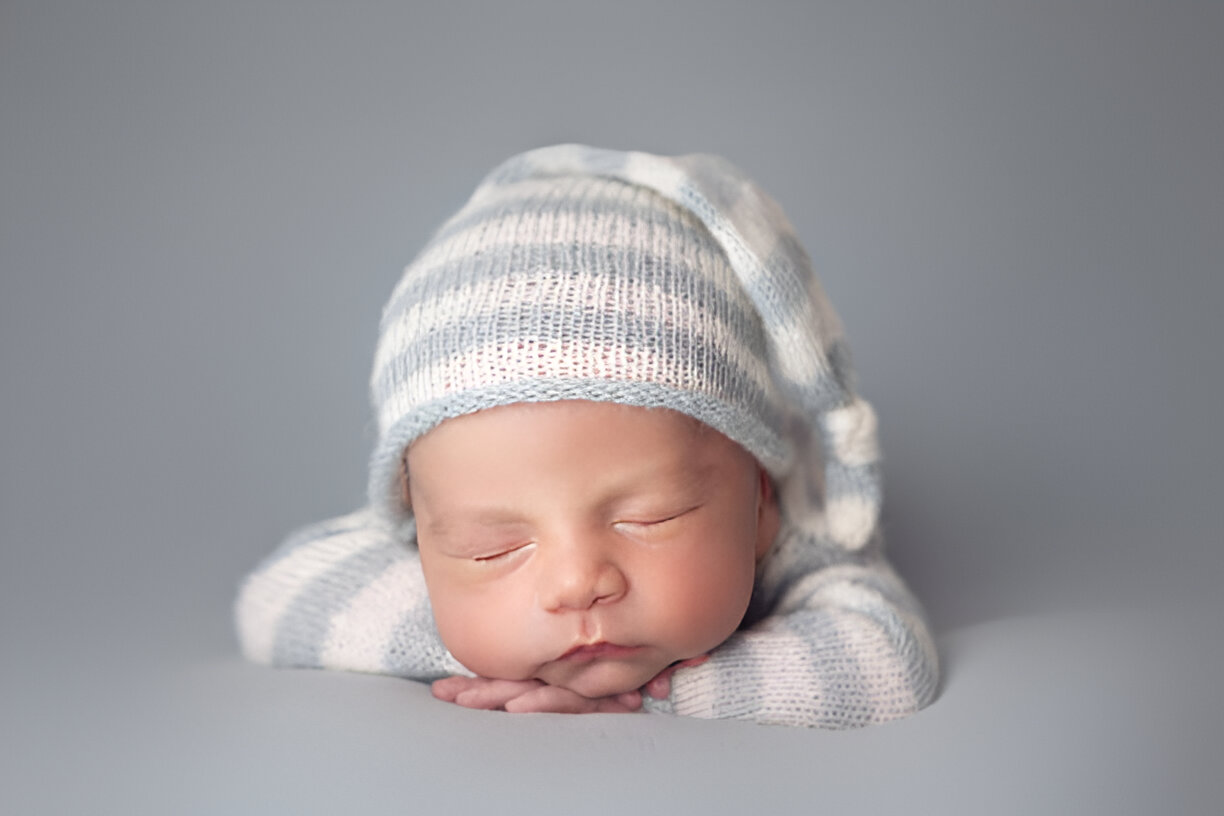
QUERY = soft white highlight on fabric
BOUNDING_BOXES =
[824,493,878,551]
[320,558,427,670]
[825,398,880,466]
[235,520,380,664]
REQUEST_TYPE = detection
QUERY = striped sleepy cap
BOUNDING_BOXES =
[368,144,883,555]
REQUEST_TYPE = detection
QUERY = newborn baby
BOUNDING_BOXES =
[235,143,939,727]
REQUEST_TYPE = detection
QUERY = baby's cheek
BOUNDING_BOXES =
[428,586,529,679]
[655,552,756,651]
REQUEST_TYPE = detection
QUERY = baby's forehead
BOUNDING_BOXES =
[422,399,726,450]
[401,401,756,498]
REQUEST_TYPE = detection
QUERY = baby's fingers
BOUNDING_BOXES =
[430,675,476,702]
[432,676,545,709]
[456,679,547,710]
[644,653,710,700]
[503,685,641,714]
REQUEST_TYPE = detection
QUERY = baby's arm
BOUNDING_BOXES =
[234,507,465,680]
[642,531,940,728]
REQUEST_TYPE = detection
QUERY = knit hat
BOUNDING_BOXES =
[367,144,882,556]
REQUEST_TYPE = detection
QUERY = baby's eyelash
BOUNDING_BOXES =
[473,543,531,562]
[619,504,702,527]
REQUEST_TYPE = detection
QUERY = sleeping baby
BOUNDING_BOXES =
[234,143,939,727]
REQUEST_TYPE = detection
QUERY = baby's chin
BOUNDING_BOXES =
[537,658,667,699]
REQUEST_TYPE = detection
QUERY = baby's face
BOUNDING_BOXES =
[405,400,777,699]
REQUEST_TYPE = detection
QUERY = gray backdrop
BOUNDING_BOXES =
[2,1,1221,814]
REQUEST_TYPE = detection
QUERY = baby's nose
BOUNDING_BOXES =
[540,545,627,612]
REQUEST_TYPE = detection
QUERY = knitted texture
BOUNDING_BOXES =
[366,163,790,538]
[235,144,940,728]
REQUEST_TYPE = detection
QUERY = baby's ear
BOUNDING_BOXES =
[755,468,780,562]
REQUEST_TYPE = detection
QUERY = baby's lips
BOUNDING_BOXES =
[557,641,643,663]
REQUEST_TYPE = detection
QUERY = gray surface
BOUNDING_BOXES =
[2,1,1221,814]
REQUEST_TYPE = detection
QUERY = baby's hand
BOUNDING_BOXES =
[431,676,642,714]
[643,654,710,700]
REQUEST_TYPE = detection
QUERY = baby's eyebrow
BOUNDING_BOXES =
[582,457,718,510]
[421,508,531,538]
[636,458,717,492]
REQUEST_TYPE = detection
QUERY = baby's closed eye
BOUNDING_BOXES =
[471,541,535,562]
[613,504,703,531]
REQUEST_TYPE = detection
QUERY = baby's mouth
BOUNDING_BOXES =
[558,641,643,663]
